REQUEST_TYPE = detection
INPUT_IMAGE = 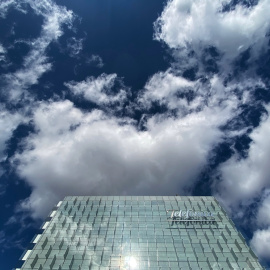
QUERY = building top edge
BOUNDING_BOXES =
[63,195,215,197]
[62,195,216,200]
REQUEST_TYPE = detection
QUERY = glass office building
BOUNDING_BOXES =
[17,196,264,269]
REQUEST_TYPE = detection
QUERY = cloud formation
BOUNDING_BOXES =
[152,0,270,262]
[251,228,270,261]
[251,191,270,260]
[154,0,270,71]
[216,105,270,209]
[214,104,270,260]
[65,73,127,106]
[1,0,270,265]
[140,70,195,110]
[257,191,270,228]
[66,37,84,57]
[0,43,6,62]
[1,0,74,101]
[0,0,24,18]
[14,99,225,218]
[0,0,75,177]
[0,107,22,163]
[86,54,104,68]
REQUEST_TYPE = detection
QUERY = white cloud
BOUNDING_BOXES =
[0,0,74,183]
[13,99,226,218]
[86,54,104,68]
[0,44,5,54]
[67,37,84,57]
[2,0,74,101]
[251,227,270,261]
[140,69,259,120]
[257,191,270,228]
[0,0,23,18]
[151,0,270,264]
[65,73,127,106]
[154,0,270,70]
[251,192,270,261]
[1,1,268,265]
[140,70,195,109]
[216,105,270,210]
[0,43,6,62]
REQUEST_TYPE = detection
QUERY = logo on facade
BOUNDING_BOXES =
[167,209,215,220]
[166,209,216,225]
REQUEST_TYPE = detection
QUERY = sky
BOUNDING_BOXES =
[0,0,270,269]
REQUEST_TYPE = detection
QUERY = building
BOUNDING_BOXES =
[17,196,264,269]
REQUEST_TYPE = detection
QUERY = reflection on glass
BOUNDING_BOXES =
[20,197,265,270]
[124,256,138,269]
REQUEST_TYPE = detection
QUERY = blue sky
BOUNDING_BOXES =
[1,0,270,269]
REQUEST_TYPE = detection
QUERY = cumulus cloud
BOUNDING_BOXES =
[216,105,270,210]
[15,68,260,219]
[152,2,270,263]
[251,228,270,261]
[140,70,195,109]
[150,5,270,245]
[13,36,265,223]
[140,69,261,122]
[154,0,270,71]
[65,73,127,106]
[0,0,74,187]
[13,99,226,218]
[1,0,74,101]
[257,191,270,228]
[251,192,270,261]
[2,0,269,265]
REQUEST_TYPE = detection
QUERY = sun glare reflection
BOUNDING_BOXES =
[125,256,138,269]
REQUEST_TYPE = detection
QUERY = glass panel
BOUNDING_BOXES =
[21,196,264,270]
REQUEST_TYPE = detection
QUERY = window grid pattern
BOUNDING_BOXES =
[21,196,264,270]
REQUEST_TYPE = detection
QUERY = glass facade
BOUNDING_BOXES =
[19,196,264,270]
